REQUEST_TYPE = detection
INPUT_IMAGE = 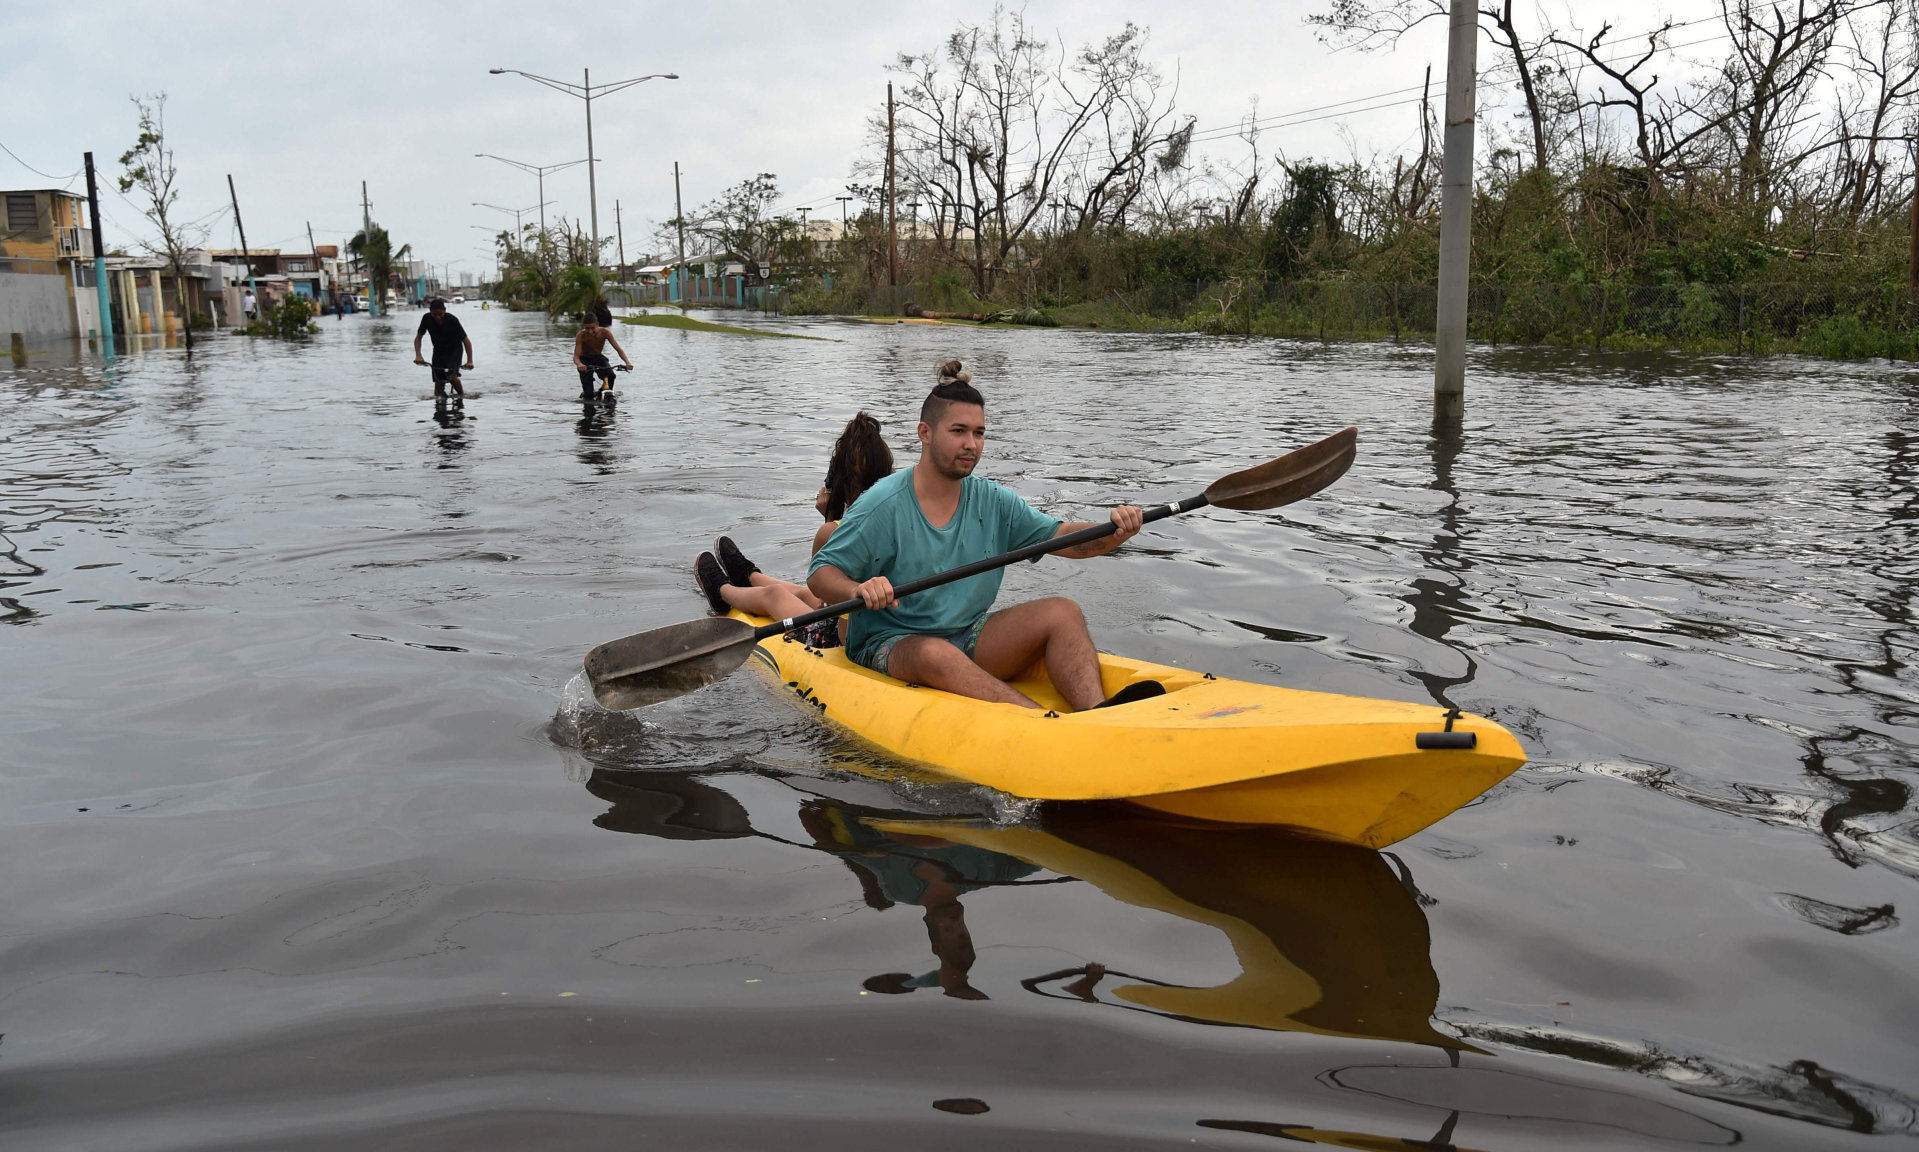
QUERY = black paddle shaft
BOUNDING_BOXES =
[750,493,1213,641]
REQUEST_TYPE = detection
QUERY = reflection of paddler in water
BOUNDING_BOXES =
[579,769,1042,1000]
[798,802,1043,1001]
[580,769,1453,1046]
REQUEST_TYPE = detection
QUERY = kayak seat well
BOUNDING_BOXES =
[1006,654,1210,714]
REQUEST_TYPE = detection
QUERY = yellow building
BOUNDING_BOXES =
[1,188,104,346]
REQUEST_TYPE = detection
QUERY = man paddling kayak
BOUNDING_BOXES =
[808,367,1148,712]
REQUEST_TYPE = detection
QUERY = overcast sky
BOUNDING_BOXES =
[6,1,1702,274]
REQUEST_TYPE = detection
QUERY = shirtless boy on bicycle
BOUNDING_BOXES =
[574,312,633,400]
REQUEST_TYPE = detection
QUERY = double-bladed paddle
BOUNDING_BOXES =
[584,425,1359,711]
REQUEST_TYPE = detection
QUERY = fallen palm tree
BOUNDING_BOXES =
[904,302,1058,326]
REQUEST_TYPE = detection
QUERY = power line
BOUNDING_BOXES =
[0,140,81,184]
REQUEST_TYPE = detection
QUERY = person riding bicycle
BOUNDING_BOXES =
[574,312,632,400]
[412,298,473,399]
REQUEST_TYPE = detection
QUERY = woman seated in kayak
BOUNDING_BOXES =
[695,411,893,647]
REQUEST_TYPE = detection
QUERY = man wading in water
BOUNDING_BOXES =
[808,364,1157,712]
[412,298,474,399]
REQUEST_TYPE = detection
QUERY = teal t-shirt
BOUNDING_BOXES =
[809,469,1061,668]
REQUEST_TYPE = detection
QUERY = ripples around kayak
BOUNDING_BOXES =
[2,312,1915,1149]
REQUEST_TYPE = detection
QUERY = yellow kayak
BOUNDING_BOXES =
[734,611,1525,847]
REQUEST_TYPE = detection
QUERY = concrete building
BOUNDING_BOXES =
[0,187,104,348]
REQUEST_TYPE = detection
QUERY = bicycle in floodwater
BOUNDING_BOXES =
[582,363,631,407]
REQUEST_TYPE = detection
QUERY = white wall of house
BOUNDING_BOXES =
[0,272,78,346]
[70,273,100,342]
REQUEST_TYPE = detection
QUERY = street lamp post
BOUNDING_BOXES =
[473,200,547,238]
[487,67,678,275]
[474,155,584,238]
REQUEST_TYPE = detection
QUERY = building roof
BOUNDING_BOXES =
[0,187,87,200]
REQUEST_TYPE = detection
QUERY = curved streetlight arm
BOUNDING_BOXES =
[475,154,588,178]
[488,68,677,99]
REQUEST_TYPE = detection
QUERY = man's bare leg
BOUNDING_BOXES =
[971,598,1105,711]
[887,634,1039,707]
[888,598,1105,711]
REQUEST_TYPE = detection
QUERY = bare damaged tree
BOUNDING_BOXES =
[117,93,201,352]
[1309,0,1557,174]
[1715,0,1856,210]
[1389,66,1441,223]
[878,9,1183,295]
[1052,24,1184,234]
[1824,0,1918,221]
[1547,21,1730,190]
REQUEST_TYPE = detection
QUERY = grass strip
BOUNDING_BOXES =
[620,313,831,341]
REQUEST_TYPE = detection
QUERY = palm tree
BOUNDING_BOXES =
[347,224,412,314]
[547,264,606,320]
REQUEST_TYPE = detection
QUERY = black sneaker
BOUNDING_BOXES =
[694,552,731,615]
[1091,680,1166,710]
[713,535,761,586]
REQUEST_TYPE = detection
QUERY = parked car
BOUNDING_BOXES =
[449,294,466,304]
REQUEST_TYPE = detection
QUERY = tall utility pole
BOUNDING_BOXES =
[1432,0,1477,423]
[886,82,898,289]
[362,181,377,317]
[615,199,626,284]
[583,68,599,269]
[226,176,256,309]
[82,152,114,359]
[673,161,687,303]
[797,206,811,264]
[306,220,323,306]
[836,195,853,234]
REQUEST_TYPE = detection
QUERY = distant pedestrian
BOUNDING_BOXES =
[334,296,344,321]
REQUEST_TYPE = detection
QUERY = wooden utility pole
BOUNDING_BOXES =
[83,152,114,358]
[674,161,687,303]
[1432,0,1477,423]
[887,82,898,290]
[615,199,626,285]
[361,181,377,316]
[305,220,323,307]
[227,176,255,336]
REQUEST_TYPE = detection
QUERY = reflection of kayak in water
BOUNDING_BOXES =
[738,613,1525,847]
[874,809,1466,1049]
[579,768,1458,1047]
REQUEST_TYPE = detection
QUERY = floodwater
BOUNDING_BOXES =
[3,307,1915,1150]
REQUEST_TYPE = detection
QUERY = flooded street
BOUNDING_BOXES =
[3,308,1916,1149]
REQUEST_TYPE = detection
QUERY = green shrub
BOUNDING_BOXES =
[780,277,842,315]
[272,294,316,338]
[1798,313,1913,361]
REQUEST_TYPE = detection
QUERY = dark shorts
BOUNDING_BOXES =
[578,353,614,387]
[430,361,462,386]
[857,614,988,677]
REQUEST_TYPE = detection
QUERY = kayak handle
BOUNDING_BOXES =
[761,494,1213,641]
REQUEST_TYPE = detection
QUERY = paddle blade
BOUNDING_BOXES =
[1204,426,1358,510]
[584,616,759,710]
